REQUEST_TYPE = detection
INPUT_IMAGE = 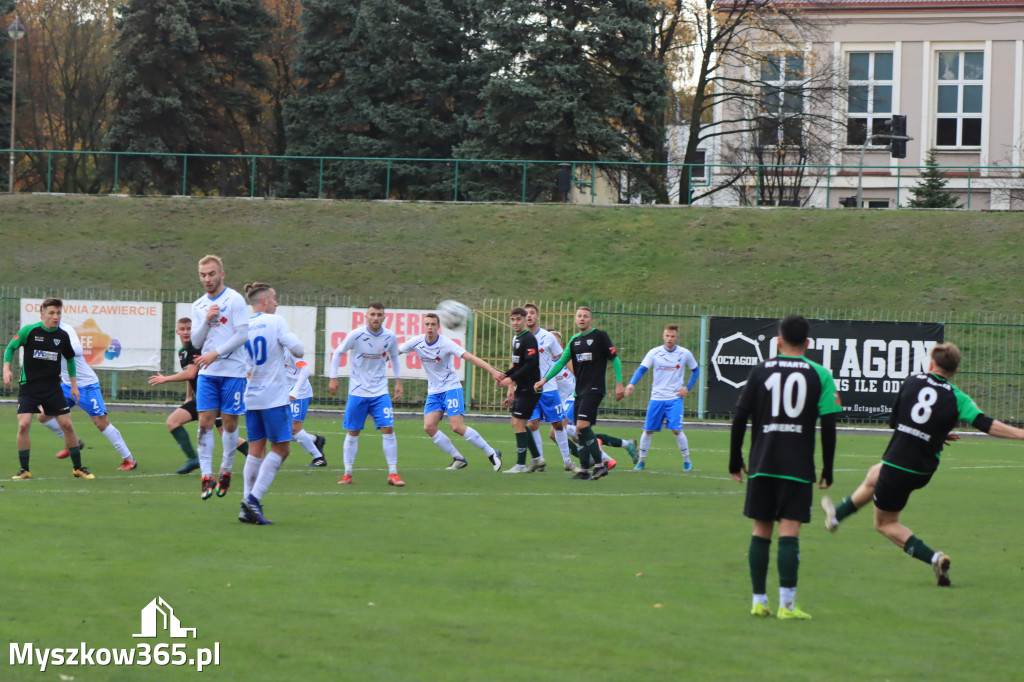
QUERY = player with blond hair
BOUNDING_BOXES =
[190,255,250,500]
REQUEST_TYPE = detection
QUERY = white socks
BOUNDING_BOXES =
[197,427,215,476]
[42,418,64,437]
[243,454,264,499]
[639,432,653,462]
[565,424,577,439]
[676,432,690,461]
[342,433,399,475]
[382,433,398,474]
[101,424,133,461]
[779,587,797,611]
[552,428,571,464]
[220,428,239,473]
[462,426,496,457]
[343,434,359,474]
[251,452,284,501]
[431,431,462,459]
[293,428,319,457]
[530,429,544,458]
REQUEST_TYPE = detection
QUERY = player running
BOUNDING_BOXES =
[624,324,700,471]
[399,312,505,470]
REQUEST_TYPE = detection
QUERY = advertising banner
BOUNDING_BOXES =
[707,317,944,418]
[21,299,162,371]
[324,308,468,380]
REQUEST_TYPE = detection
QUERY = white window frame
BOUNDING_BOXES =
[931,43,988,152]
[755,49,807,148]
[844,50,896,148]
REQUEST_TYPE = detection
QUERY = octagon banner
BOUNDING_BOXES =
[707,317,944,418]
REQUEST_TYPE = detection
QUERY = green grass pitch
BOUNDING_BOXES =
[2,406,1023,681]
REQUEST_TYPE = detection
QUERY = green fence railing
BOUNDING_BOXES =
[3,148,1022,208]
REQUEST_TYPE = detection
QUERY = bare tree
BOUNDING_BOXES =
[674,0,844,203]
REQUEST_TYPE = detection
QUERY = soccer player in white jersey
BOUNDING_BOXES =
[624,324,700,471]
[37,320,136,471]
[238,283,303,525]
[522,304,573,471]
[328,302,404,486]
[284,351,327,467]
[399,312,505,471]
[190,255,250,501]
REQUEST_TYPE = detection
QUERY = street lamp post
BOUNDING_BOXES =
[7,15,26,193]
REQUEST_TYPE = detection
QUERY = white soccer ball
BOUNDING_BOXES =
[437,300,471,329]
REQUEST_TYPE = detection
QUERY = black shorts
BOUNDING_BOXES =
[573,391,604,426]
[874,463,933,513]
[511,392,541,420]
[744,475,813,524]
[178,399,223,428]
[18,381,70,416]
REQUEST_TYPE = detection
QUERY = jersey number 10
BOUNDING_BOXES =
[765,372,808,418]
[246,337,268,366]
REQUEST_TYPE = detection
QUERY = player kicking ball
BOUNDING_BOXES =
[821,342,1024,587]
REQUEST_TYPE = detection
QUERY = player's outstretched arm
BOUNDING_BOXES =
[463,350,505,382]
[148,364,198,386]
[980,417,1024,440]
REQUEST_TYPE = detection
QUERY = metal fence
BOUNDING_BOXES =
[4,148,1022,208]
[4,287,1024,424]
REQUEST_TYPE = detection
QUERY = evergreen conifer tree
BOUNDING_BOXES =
[907,148,961,208]
[106,0,273,195]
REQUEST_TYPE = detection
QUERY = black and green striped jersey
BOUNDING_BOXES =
[881,373,982,476]
[3,321,77,385]
[732,354,842,484]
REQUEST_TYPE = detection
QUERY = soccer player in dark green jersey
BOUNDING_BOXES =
[536,306,624,480]
[498,308,544,473]
[3,298,92,479]
[730,315,841,620]
[821,342,1024,587]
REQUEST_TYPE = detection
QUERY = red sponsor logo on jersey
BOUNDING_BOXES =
[834,395,842,406]
[609,346,616,354]
[296,360,308,369]
[527,348,536,356]
[220,317,228,325]
[676,364,681,369]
